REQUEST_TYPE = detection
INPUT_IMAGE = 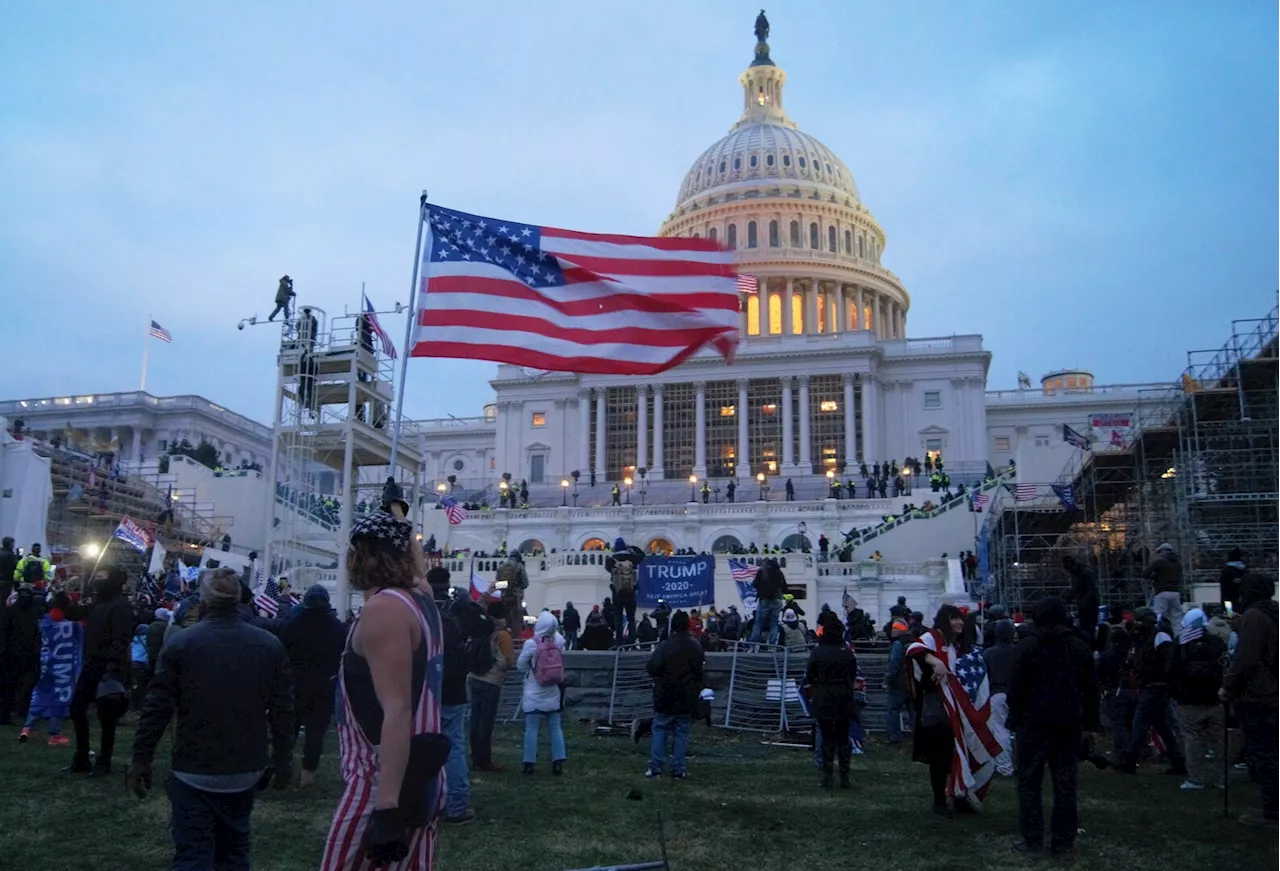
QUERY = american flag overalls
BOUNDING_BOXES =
[320,588,445,871]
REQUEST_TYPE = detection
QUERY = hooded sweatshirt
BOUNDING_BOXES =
[1222,576,1279,707]
[516,612,564,713]
[1168,609,1227,707]
[1007,598,1100,732]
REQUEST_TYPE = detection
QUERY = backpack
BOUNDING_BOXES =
[497,563,521,597]
[22,559,44,584]
[612,560,637,594]
[466,627,497,676]
[532,635,564,686]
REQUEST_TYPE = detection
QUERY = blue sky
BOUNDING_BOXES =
[2,1,1275,424]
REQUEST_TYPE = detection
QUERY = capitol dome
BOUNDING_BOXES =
[657,13,910,345]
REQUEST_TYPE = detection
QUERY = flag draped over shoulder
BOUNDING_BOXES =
[411,204,741,375]
[906,629,1004,800]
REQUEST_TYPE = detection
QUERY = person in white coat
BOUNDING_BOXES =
[517,611,567,775]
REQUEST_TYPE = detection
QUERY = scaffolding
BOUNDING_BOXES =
[261,302,421,613]
[988,304,1278,609]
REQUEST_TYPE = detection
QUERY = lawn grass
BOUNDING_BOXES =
[0,717,1272,871]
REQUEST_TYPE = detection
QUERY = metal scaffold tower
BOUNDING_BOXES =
[261,303,422,614]
[987,303,1278,610]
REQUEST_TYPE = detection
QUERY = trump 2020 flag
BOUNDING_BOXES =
[112,517,153,553]
[411,204,741,375]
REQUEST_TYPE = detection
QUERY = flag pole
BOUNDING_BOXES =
[140,316,152,391]
[388,191,430,473]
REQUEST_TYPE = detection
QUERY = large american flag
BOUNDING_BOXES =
[411,204,740,375]
[1014,483,1037,501]
[727,559,757,583]
[362,292,397,359]
[906,629,1004,801]
[440,495,467,526]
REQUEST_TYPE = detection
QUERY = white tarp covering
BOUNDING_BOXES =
[0,436,53,552]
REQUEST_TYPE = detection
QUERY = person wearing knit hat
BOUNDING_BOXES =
[128,566,295,868]
[279,584,347,789]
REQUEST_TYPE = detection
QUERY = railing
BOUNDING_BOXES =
[0,391,273,442]
[984,382,1174,404]
[416,415,496,431]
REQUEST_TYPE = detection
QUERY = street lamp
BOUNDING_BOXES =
[624,476,632,504]
[689,474,698,502]
[560,478,569,506]
[82,542,101,558]
[436,483,447,494]
[498,480,509,508]
[826,468,835,498]
[756,471,767,501]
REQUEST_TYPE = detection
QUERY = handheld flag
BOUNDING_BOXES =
[253,577,282,617]
[1051,483,1078,511]
[728,559,758,611]
[411,204,741,374]
[1014,483,1037,502]
[1063,424,1091,450]
[362,292,397,359]
[440,495,467,525]
[112,517,154,553]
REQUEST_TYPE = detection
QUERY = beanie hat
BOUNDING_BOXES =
[200,569,242,610]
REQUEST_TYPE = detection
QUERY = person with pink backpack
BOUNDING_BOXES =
[516,611,567,775]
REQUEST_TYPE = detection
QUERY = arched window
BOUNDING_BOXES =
[828,226,837,252]
[768,291,782,334]
[766,153,775,166]
[647,537,674,556]
[746,293,760,336]
[858,235,864,258]
[719,160,726,174]
[768,220,779,247]
[727,224,738,249]
[733,156,741,171]
[844,229,852,253]
[780,533,812,552]
[799,156,807,169]
[747,221,758,248]
[708,227,717,243]
[693,231,700,238]
[791,292,804,334]
[749,154,758,168]
[789,221,800,247]
[809,222,819,249]
[782,154,791,167]
[581,537,608,551]
[516,538,544,555]
[710,534,744,554]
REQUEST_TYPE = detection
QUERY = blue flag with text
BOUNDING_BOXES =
[637,555,715,609]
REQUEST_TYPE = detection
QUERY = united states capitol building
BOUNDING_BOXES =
[4,20,1222,617]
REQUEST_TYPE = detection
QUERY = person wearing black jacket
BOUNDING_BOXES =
[1115,608,1187,776]
[806,611,857,789]
[645,611,705,780]
[279,585,347,788]
[1219,549,1247,609]
[127,567,294,868]
[0,537,18,604]
[749,559,787,645]
[561,602,581,650]
[68,567,136,776]
[1007,597,1100,858]
[1167,608,1227,790]
[428,568,475,825]
[605,542,644,647]
[1062,556,1100,649]
[0,584,43,725]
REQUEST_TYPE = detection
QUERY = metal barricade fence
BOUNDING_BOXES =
[608,644,659,725]
[721,642,788,733]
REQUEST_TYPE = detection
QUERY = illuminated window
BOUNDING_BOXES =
[531,412,546,427]
[847,298,859,330]
[768,292,782,334]
[923,391,941,409]
[817,290,826,333]
[791,293,804,334]
[719,405,736,417]
[926,439,943,453]
[819,400,839,412]
[762,403,778,414]
[746,293,760,336]
[995,437,1011,452]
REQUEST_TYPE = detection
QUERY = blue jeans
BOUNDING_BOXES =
[884,689,908,743]
[168,774,254,871]
[468,678,502,768]
[523,711,566,765]
[23,714,62,734]
[749,598,783,644]
[441,703,470,817]
[648,712,692,775]
[1122,686,1185,770]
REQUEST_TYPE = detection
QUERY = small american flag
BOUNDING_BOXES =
[1063,424,1091,450]
[253,577,281,617]
[412,204,740,375]
[1014,483,1037,501]
[736,274,759,294]
[972,492,992,510]
[727,559,757,583]
[362,292,397,359]
[440,495,467,525]
[841,587,858,612]
[149,320,172,343]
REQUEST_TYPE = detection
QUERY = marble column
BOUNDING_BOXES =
[784,277,795,335]
[736,378,751,478]
[636,386,648,472]
[838,285,849,332]
[593,388,606,478]
[861,376,879,463]
[806,280,820,335]
[577,389,591,473]
[781,376,794,471]
[856,286,865,331]
[843,373,857,468]
[693,380,707,477]
[651,385,665,478]
[759,279,771,336]
[797,374,811,472]
[131,428,143,463]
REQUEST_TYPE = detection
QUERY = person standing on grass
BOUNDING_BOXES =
[517,611,567,775]
[19,591,81,746]
[278,584,347,788]
[127,567,294,870]
[426,567,475,826]
[1113,607,1187,777]
[645,610,704,781]
[806,611,857,789]
[67,567,135,778]
[881,621,913,745]
[0,583,43,727]
[468,600,515,773]
[1007,597,1099,858]
[982,619,1017,777]
[1219,571,1278,827]
[1167,607,1227,792]
[320,511,449,871]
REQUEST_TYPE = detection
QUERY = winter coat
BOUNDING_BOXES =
[1223,599,1279,707]
[517,612,565,713]
[1146,555,1182,594]
[1219,561,1247,608]
[1007,624,1100,733]
[1168,632,1227,707]
[278,607,347,685]
[646,632,705,716]
[805,638,857,720]
[561,606,581,634]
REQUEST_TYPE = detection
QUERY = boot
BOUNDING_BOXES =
[87,758,113,778]
[299,769,316,788]
[522,763,536,775]
[66,752,93,774]
[552,760,564,776]
[820,770,833,789]
[820,741,836,789]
